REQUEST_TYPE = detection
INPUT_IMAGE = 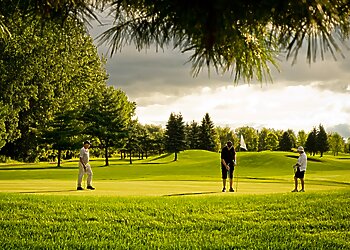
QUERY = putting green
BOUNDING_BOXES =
[0,178,347,197]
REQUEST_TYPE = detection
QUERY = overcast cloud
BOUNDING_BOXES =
[88,23,350,139]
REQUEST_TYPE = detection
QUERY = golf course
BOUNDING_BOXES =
[1,150,349,249]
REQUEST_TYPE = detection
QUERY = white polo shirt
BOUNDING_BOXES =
[297,152,307,171]
[80,147,89,165]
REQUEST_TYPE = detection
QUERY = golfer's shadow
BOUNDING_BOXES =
[19,189,77,194]
[164,191,218,197]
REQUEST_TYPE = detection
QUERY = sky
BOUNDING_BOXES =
[88,20,350,139]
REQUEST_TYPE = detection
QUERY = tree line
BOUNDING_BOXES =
[164,113,350,160]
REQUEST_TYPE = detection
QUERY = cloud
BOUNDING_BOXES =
[327,124,350,138]
[88,22,350,138]
[135,85,350,136]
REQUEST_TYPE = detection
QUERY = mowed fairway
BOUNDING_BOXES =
[0,150,350,249]
[0,150,349,196]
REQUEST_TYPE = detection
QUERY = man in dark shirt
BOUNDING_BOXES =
[221,141,236,192]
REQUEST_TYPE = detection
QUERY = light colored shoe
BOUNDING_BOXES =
[299,189,305,192]
[291,189,298,192]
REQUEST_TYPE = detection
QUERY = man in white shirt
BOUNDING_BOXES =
[292,146,307,192]
[77,140,95,190]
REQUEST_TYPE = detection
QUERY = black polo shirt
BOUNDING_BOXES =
[221,146,236,167]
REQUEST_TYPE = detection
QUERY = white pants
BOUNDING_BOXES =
[77,163,93,187]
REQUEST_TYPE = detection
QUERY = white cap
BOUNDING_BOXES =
[297,146,304,152]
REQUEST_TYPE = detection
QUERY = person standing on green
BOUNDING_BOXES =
[77,140,95,190]
[292,146,307,192]
[221,141,236,192]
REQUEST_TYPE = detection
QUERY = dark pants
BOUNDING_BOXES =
[221,166,234,179]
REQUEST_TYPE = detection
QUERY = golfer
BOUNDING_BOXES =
[221,141,236,192]
[292,146,307,192]
[77,140,95,190]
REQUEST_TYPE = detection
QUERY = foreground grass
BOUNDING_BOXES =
[1,190,349,249]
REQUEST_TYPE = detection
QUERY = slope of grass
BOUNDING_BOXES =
[0,190,349,249]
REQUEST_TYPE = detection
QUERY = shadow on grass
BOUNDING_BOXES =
[19,189,78,194]
[164,191,218,197]
[148,153,172,162]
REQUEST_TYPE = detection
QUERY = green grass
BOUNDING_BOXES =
[0,150,349,195]
[0,150,349,249]
[0,190,349,249]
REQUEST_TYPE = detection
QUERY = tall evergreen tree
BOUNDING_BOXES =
[199,113,217,151]
[305,128,317,156]
[165,113,186,161]
[186,121,201,149]
[316,124,329,157]
[279,131,293,151]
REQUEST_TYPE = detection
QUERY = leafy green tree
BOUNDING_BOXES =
[279,131,293,151]
[199,113,217,151]
[305,128,317,156]
[328,132,344,156]
[316,124,329,157]
[236,126,258,151]
[297,130,307,148]
[165,113,186,161]
[144,124,165,156]
[265,132,279,151]
[258,128,269,151]
[216,126,237,150]
[84,86,135,166]
[0,12,107,161]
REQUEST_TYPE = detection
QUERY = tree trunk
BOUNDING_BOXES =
[57,149,61,167]
[129,150,132,164]
[174,151,178,161]
[105,146,109,166]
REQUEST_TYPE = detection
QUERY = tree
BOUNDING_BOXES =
[165,113,186,161]
[40,110,84,167]
[3,1,350,82]
[305,128,317,156]
[216,126,237,150]
[279,131,293,151]
[265,132,279,151]
[0,11,107,161]
[236,126,258,151]
[328,132,344,156]
[199,113,217,152]
[297,130,307,148]
[316,124,329,157]
[144,124,165,155]
[258,128,269,151]
[84,86,135,166]
[186,121,201,150]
